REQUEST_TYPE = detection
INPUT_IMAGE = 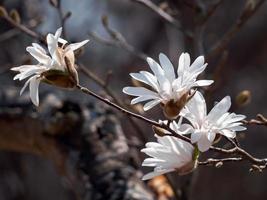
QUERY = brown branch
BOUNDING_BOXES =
[198,157,243,166]
[89,31,147,61]
[209,146,267,168]
[1,13,44,42]
[130,0,181,29]
[76,84,191,143]
[199,0,224,25]
[207,0,266,59]
[78,64,148,142]
[243,114,267,126]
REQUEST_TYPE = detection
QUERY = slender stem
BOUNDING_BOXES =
[76,84,191,143]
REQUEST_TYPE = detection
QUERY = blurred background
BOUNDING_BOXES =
[0,0,267,199]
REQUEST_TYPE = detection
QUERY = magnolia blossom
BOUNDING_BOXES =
[141,134,195,180]
[123,53,213,112]
[11,27,89,106]
[181,91,247,152]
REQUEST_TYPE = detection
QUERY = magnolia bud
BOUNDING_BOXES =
[101,15,108,26]
[236,90,251,107]
[152,125,167,137]
[9,9,21,24]
[49,0,59,8]
[0,6,7,17]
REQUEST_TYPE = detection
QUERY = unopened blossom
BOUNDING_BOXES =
[141,134,195,180]
[11,27,89,106]
[123,53,213,119]
[180,91,247,152]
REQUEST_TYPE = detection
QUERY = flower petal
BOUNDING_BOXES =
[65,40,89,52]
[142,169,174,181]
[26,46,51,65]
[143,99,161,111]
[29,76,41,106]
[178,52,190,77]
[207,96,231,122]
[123,86,159,97]
[159,53,175,82]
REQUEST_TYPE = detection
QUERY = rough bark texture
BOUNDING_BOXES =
[0,88,154,200]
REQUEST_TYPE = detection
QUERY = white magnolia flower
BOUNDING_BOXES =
[181,91,247,152]
[11,27,89,106]
[123,53,213,112]
[141,134,195,180]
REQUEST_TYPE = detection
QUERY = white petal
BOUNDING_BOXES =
[189,56,204,73]
[54,27,62,38]
[179,124,194,135]
[207,96,231,122]
[142,158,165,167]
[17,67,46,81]
[147,57,171,93]
[197,135,212,152]
[11,65,37,72]
[220,129,236,138]
[123,87,159,97]
[143,99,161,111]
[29,76,41,106]
[207,131,216,142]
[19,78,31,95]
[26,46,51,65]
[65,40,89,52]
[46,34,61,65]
[131,95,159,104]
[178,52,190,76]
[58,37,68,44]
[142,169,174,181]
[130,72,158,91]
[191,131,201,144]
[159,53,175,82]
[32,43,47,55]
[192,80,214,87]
[184,91,207,125]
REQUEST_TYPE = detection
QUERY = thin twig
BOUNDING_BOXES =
[243,114,267,126]
[2,14,44,42]
[78,64,148,142]
[89,31,147,61]
[198,157,243,166]
[130,0,181,29]
[207,0,266,59]
[76,84,191,143]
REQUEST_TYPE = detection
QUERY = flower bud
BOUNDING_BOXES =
[49,0,59,8]
[9,9,21,24]
[0,6,7,17]
[152,125,167,137]
[236,90,251,107]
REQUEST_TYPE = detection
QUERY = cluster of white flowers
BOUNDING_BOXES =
[11,28,247,181]
[11,27,89,106]
[123,53,246,180]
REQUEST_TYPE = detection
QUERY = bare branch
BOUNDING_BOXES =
[243,114,267,126]
[89,31,147,61]
[76,84,192,143]
[130,0,181,28]
[1,13,44,42]
[207,0,266,59]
